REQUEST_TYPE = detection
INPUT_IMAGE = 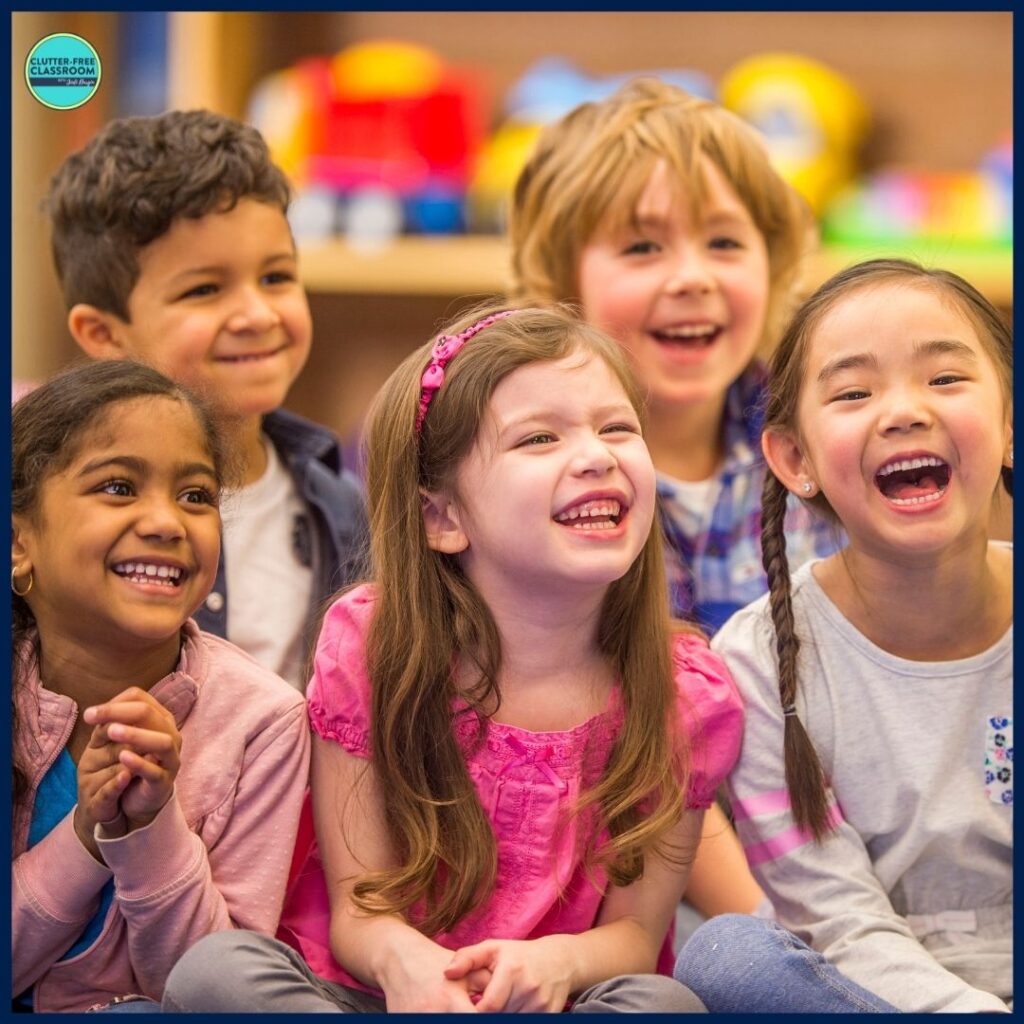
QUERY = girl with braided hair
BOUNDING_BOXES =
[674,259,1012,1013]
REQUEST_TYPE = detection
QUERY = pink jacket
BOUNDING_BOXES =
[11,622,311,1012]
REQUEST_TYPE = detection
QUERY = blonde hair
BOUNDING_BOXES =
[354,303,695,934]
[510,76,815,353]
[761,259,1013,839]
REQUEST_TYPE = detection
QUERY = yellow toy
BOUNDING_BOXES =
[720,53,869,215]
[466,120,543,233]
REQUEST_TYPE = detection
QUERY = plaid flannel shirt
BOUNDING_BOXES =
[659,364,843,635]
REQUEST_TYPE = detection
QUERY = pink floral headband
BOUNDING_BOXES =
[415,310,520,435]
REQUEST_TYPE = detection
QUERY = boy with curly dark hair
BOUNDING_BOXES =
[46,109,367,690]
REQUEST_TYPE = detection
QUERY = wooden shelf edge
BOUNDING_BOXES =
[299,236,1012,305]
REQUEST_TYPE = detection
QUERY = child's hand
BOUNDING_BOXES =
[377,936,482,1013]
[83,687,182,832]
[445,938,572,1013]
[74,726,134,860]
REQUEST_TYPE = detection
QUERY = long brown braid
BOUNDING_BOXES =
[760,258,1013,840]
[760,470,831,839]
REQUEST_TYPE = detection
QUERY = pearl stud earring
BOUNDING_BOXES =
[802,481,813,494]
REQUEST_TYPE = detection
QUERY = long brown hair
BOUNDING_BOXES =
[509,76,815,354]
[761,259,1013,839]
[353,303,694,934]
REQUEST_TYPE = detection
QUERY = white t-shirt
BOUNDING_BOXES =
[714,551,1013,1013]
[220,436,314,690]
[658,472,723,535]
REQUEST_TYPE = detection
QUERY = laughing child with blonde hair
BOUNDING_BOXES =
[510,75,842,925]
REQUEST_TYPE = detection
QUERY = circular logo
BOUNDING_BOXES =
[25,33,102,110]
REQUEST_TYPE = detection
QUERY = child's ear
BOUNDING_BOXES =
[67,304,129,359]
[419,488,469,554]
[11,518,35,578]
[762,428,817,497]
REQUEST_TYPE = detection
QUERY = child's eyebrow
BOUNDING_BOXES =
[498,402,637,435]
[913,338,979,362]
[816,339,979,386]
[169,251,296,281]
[702,208,754,230]
[815,352,879,386]
[76,455,217,479]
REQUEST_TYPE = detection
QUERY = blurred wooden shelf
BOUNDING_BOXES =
[299,235,1012,306]
[812,242,1012,306]
[299,236,512,297]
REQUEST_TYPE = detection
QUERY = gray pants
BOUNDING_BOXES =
[162,930,706,1013]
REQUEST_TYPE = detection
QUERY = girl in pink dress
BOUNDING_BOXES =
[164,305,743,1013]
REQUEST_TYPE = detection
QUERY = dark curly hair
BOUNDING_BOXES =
[45,109,291,321]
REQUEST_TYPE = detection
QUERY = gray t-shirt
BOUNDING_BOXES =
[714,554,1012,1013]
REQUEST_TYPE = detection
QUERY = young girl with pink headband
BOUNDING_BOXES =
[163,304,745,1013]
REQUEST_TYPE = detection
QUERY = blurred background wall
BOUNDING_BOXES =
[12,11,1012,448]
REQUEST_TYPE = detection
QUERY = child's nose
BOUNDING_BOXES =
[878,388,933,434]
[226,287,282,333]
[664,248,714,295]
[135,498,188,541]
[572,434,617,475]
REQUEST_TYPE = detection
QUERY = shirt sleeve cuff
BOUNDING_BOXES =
[18,811,113,921]
[96,793,201,900]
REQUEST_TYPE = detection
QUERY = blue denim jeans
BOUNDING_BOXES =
[674,914,900,1013]
[87,998,162,1013]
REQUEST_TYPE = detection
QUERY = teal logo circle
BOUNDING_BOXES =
[25,33,102,110]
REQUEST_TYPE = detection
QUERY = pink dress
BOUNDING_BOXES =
[278,584,743,995]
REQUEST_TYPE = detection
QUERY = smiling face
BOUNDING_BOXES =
[577,158,770,418]
[771,281,1012,560]
[13,396,222,658]
[110,198,312,423]
[430,351,657,602]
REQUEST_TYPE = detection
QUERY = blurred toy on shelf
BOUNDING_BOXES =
[720,52,869,216]
[821,135,1012,248]
[248,39,487,246]
[467,57,714,233]
[502,56,714,123]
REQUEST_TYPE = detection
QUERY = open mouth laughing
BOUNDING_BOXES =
[651,323,722,348]
[553,497,626,531]
[874,455,951,507]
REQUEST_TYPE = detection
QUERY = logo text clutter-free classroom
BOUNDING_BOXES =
[28,54,98,87]
[25,33,102,110]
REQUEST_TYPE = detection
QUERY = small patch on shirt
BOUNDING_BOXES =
[984,715,1013,806]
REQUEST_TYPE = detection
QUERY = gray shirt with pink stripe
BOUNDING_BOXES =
[713,555,1012,1014]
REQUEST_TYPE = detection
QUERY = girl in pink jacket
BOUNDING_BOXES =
[11,361,310,1012]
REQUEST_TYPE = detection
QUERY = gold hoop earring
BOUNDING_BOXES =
[11,566,33,597]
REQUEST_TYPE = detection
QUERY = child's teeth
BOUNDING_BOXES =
[878,456,944,476]
[662,325,716,338]
[115,562,183,581]
[889,490,946,506]
[555,499,622,523]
